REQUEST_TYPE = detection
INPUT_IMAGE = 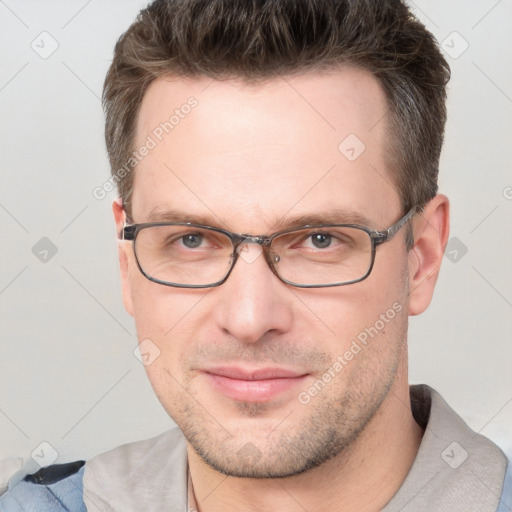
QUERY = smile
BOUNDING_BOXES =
[202,366,309,402]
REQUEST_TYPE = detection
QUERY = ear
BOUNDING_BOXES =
[407,194,450,316]
[113,199,134,317]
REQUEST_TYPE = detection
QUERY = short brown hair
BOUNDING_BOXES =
[103,0,450,218]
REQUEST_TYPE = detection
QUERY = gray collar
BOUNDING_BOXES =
[83,428,188,512]
[382,384,507,511]
[83,385,507,511]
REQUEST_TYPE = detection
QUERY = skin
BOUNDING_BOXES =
[113,67,450,511]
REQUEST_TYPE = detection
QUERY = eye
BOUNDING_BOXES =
[181,233,203,248]
[309,232,332,249]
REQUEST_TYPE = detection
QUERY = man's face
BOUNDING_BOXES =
[117,67,413,477]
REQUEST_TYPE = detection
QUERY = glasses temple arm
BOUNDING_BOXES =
[374,206,421,244]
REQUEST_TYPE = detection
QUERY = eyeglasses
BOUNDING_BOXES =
[121,207,418,289]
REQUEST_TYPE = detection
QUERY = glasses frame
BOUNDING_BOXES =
[121,206,419,289]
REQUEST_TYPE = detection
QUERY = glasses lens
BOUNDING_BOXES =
[134,225,233,286]
[271,226,373,286]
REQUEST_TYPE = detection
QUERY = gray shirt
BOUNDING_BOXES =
[82,385,510,511]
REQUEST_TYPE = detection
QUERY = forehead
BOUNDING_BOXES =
[131,68,400,230]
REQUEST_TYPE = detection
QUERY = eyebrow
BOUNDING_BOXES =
[272,210,377,231]
[142,208,378,232]
[145,208,222,226]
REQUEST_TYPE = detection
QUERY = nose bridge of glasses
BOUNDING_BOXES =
[231,235,275,267]
[234,234,272,248]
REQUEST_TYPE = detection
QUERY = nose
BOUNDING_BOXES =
[213,243,293,343]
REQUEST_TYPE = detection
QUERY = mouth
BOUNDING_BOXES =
[201,366,310,403]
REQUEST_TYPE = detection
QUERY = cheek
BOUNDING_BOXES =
[129,274,208,370]
[128,266,178,337]
[365,243,410,306]
[297,253,409,351]
[130,283,196,408]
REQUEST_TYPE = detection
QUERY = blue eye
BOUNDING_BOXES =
[310,233,332,249]
[182,233,203,248]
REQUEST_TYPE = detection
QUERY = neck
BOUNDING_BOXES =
[187,354,423,512]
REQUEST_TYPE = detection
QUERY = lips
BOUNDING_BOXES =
[202,366,309,402]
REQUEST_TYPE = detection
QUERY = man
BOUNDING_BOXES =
[1,0,510,510]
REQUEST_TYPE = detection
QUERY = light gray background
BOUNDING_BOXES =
[1,0,511,473]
